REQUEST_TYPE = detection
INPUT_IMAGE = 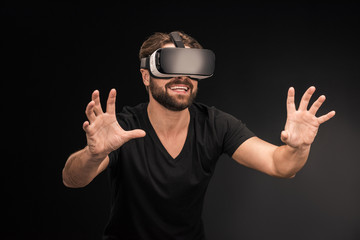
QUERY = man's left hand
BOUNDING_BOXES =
[281,86,336,149]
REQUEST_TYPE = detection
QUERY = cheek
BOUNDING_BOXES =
[151,78,169,89]
[191,80,198,90]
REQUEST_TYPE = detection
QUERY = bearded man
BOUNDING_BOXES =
[62,31,335,240]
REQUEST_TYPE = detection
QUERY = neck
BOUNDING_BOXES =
[147,98,190,137]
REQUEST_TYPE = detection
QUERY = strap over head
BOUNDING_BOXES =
[169,31,185,48]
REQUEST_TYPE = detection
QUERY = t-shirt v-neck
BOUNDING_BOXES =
[142,105,194,162]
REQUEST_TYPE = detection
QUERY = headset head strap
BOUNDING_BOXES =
[169,31,185,48]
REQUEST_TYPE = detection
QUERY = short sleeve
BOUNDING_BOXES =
[215,110,255,157]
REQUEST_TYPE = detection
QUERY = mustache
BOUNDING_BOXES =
[165,77,194,90]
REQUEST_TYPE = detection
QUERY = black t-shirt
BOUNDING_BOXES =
[103,102,255,240]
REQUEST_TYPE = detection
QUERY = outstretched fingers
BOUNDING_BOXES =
[84,89,117,126]
[85,100,96,123]
[124,129,146,141]
[299,86,316,111]
[317,110,336,124]
[309,95,326,115]
[82,120,90,132]
[106,89,117,114]
[286,87,296,115]
[92,90,104,116]
[84,90,104,133]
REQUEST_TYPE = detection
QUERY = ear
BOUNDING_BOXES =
[140,69,150,88]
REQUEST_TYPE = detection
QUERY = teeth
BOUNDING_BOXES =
[170,86,189,91]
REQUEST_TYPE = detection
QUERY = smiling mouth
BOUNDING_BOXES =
[168,85,190,93]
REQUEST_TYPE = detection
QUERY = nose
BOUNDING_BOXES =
[175,76,191,81]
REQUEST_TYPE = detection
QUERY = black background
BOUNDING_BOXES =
[2,3,360,239]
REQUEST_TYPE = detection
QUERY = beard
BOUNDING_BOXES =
[149,77,198,111]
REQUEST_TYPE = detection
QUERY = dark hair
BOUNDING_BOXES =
[139,31,203,60]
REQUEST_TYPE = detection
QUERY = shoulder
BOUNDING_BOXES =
[116,103,148,130]
[190,102,254,137]
[190,102,255,156]
[190,102,244,137]
[118,102,147,116]
[190,102,239,123]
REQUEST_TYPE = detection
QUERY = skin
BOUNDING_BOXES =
[62,44,335,187]
[233,86,335,178]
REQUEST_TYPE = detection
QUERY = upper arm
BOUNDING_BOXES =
[231,136,279,177]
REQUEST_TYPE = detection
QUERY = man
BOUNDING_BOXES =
[62,31,335,240]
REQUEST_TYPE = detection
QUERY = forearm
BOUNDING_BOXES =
[272,144,310,178]
[62,146,107,188]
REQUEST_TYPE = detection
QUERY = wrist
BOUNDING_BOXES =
[285,143,311,154]
[83,146,108,163]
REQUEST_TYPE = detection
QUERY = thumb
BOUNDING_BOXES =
[124,129,146,141]
[280,130,289,144]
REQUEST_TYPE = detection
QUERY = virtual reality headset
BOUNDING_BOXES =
[140,32,215,80]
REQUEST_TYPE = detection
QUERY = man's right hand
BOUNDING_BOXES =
[83,89,146,161]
